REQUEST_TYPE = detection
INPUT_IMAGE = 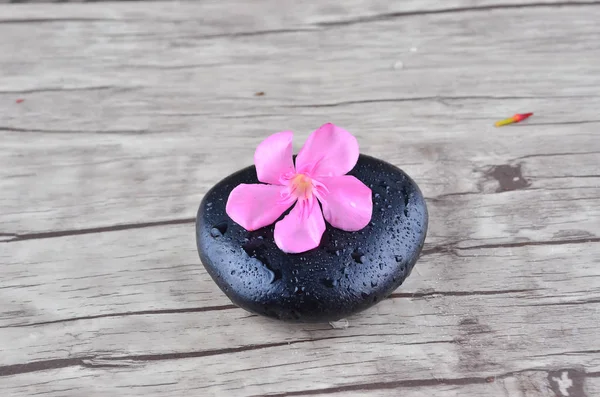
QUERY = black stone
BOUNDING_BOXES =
[195,155,428,323]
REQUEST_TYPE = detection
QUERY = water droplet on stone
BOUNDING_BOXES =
[321,278,335,288]
[243,242,281,283]
[351,250,365,264]
[210,222,227,238]
[329,319,349,329]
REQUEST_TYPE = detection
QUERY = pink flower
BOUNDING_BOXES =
[226,123,373,254]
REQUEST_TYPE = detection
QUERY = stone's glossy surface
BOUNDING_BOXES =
[196,155,428,323]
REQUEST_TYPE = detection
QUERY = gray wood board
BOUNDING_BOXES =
[1,1,599,396]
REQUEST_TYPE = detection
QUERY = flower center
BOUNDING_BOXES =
[291,173,313,199]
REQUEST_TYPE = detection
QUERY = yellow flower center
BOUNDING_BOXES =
[292,173,313,199]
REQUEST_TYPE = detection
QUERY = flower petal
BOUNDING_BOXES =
[254,131,295,185]
[295,123,359,177]
[274,199,325,254]
[317,175,372,231]
[226,184,295,231]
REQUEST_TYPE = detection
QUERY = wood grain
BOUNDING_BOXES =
[1,0,599,396]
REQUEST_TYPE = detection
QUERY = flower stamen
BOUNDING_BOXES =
[291,173,313,200]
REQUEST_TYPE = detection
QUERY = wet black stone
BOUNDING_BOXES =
[195,155,428,323]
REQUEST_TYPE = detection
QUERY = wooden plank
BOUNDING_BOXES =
[2,221,600,329]
[1,1,600,396]
[1,305,599,395]
[1,1,598,22]
[1,301,599,396]
[1,113,599,237]
[2,190,599,326]
[2,356,599,396]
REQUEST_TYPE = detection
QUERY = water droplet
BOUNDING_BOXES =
[329,319,349,329]
[395,255,403,263]
[242,241,281,283]
[211,222,228,237]
[351,250,365,264]
[294,286,305,294]
[230,270,236,275]
[371,280,378,288]
[321,278,335,288]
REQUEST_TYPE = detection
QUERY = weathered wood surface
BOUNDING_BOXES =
[1,0,599,396]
